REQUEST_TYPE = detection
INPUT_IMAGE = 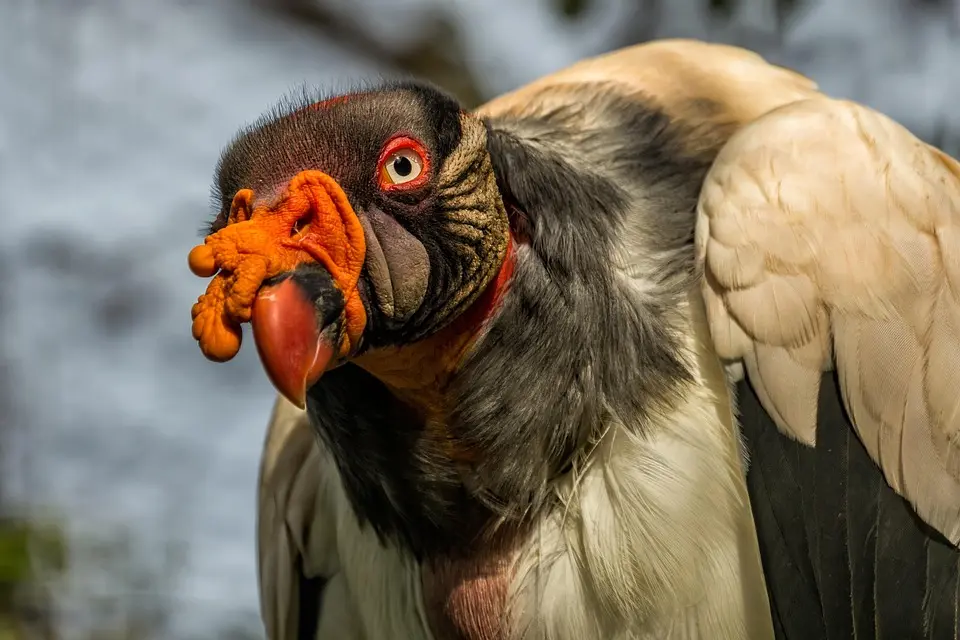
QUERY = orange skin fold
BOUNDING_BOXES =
[188,170,367,362]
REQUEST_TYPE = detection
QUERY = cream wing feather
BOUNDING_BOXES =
[257,396,339,639]
[697,95,960,546]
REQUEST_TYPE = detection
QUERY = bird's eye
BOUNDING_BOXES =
[377,137,430,191]
[383,150,423,185]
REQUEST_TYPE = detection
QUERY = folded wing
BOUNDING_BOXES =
[697,96,960,546]
[258,396,338,639]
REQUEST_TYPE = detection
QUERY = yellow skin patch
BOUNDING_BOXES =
[188,170,367,362]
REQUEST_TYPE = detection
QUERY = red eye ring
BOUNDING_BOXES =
[377,136,431,192]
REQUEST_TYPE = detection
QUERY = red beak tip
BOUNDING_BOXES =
[250,278,336,408]
[283,388,308,411]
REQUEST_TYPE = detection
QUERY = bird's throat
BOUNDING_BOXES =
[353,237,516,431]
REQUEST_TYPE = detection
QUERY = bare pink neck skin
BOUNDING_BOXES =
[421,547,516,640]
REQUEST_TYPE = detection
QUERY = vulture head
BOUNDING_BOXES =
[202,83,511,406]
[191,81,699,561]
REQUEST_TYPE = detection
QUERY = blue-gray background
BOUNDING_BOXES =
[1,0,957,637]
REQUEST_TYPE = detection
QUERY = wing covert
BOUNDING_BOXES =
[697,96,960,546]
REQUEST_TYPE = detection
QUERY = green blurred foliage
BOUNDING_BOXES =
[0,514,63,639]
[0,509,263,639]
[555,0,591,19]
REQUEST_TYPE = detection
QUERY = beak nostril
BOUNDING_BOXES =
[292,214,311,237]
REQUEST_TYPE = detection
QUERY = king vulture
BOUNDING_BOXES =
[187,39,960,639]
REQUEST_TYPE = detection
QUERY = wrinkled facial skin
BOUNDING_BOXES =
[208,84,510,363]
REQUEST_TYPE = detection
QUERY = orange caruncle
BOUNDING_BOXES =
[188,170,367,363]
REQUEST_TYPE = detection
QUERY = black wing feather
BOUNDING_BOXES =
[738,373,960,639]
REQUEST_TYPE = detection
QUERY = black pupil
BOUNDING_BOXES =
[392,155,413,177]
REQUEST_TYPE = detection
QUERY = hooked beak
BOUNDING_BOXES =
[189,169,368,406]
[251,268,346,409]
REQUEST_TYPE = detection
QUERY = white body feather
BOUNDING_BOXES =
[506,291,771,640]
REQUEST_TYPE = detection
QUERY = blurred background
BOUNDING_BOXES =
[0,0,958,637]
